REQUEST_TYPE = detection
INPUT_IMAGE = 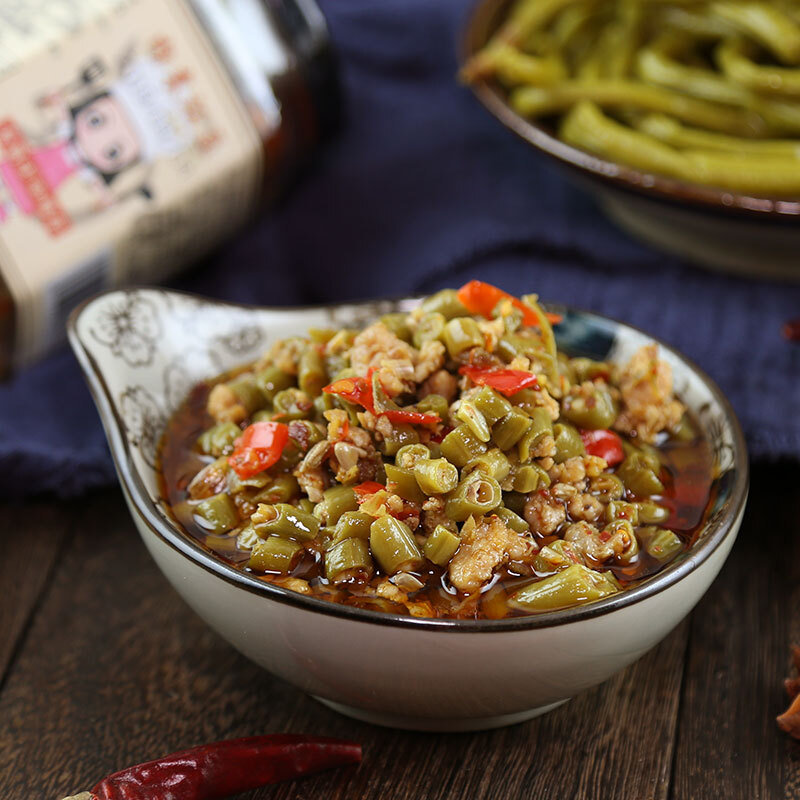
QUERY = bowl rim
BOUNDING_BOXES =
[461,0,800,222]
[68,286,749,633]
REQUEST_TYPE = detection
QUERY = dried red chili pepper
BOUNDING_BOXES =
[778,645,800,739]
[782,318,800,341]
[62,734,361,800]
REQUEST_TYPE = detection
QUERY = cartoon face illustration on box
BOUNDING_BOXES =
[0,46,197,235]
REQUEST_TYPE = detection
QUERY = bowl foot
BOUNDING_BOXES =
[311,696,570,731]
[599,189,800,281]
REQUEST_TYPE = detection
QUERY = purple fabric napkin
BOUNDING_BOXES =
[1,0,798,499]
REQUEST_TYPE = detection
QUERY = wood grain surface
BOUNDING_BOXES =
[0,465,797,800]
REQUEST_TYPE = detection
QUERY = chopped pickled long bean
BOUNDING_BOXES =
[161,280,707,619]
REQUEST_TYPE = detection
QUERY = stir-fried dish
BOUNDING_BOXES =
[159,281,713,619]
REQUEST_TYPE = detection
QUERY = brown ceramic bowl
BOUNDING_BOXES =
[462,0,800,280]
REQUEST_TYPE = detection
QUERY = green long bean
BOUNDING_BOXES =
[512,80,765,135]
[509,564,620,612]
[325,537,374,582]
[369,516,424,574]
[252,503,320,541]
[712,2,800,65]
[414,458,459,494]
[445,473,503,521]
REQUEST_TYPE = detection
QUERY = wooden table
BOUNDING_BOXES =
[2,463,799,799]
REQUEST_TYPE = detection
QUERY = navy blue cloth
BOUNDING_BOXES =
[1,0,799,499]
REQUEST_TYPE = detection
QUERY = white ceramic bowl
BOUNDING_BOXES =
[69,288,748,731]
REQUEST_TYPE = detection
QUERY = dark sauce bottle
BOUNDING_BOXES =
[0,0,338,375]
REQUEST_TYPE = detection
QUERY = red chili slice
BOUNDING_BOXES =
[456,280,562,327]
[228,421,289,479]
[459,365,540,397]
[323,375,439,426]
[382,409,440,426]
[579,428,625,467]
[322,375,375,413]
[353,481,385,501]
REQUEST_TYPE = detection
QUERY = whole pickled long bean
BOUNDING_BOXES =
[685,149,800,195]
[637,113,800,155]
[605,3,644,79]
[560,101,690,178]
[465,0,800,197]
[716,37,800,97]
[464,0,582,82]
[712,1,800,65]
[497,0,583,48]
[637,38,755,107]
[511,80,765,135]
[461,43,567,87]
[659,6,735,39]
